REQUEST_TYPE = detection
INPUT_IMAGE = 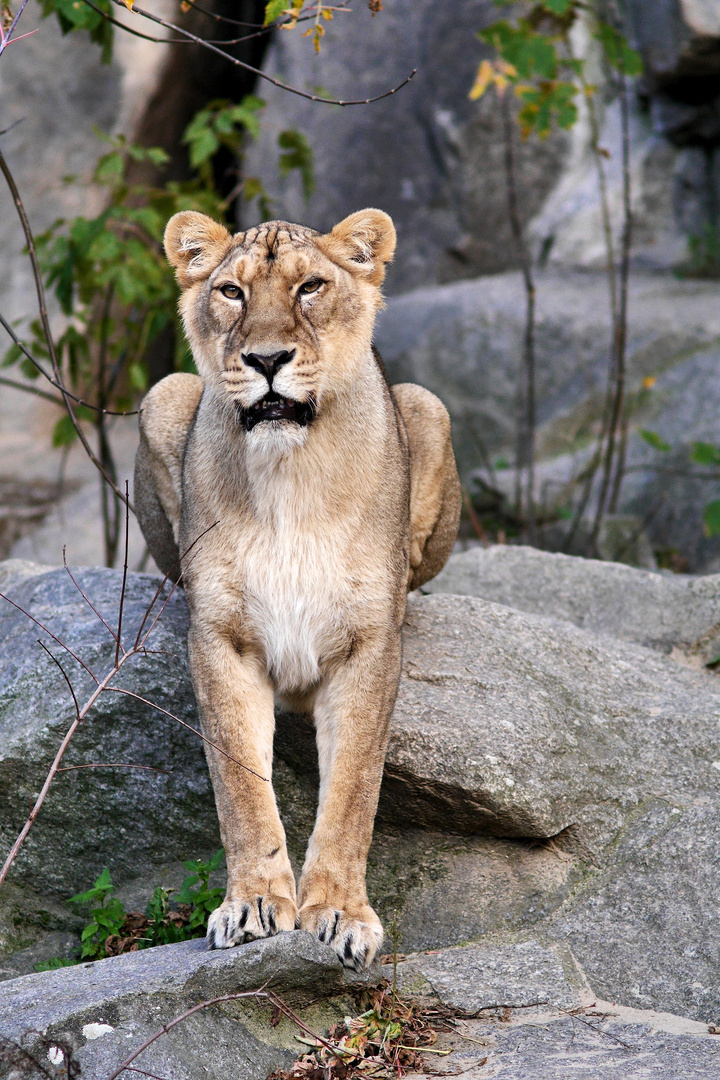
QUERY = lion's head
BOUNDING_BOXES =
[164,209,396,452]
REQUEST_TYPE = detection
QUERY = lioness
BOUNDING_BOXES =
[134,208,460,970]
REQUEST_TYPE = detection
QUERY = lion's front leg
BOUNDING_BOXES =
[188,629,298,948]
[298,632,401,970]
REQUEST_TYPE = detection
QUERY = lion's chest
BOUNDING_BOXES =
[239,525,355,693]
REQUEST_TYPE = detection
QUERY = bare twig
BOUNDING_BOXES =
[105,988,346,1080]
[0,311,138,416]
[0,589,99,683]
[111,0,416,107]
[116,481,131,664]
[63,547,121,648]
[104,687,267,781]
[589,67,633,545]
[0,148,135,509]
[502,93,536,541]
[57,762,172,774]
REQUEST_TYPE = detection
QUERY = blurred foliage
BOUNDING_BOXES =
[35,852,225,969]
[471,1,642,139]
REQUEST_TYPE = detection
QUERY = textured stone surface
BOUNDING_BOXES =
[0,565,218,898]
[391,939,584,1013]
[244,0,569,294]
[551,798,720,1024]
[0,931,378,1080]
[385,592,720,846]
[389,941,720,1079]
[374,270,720,479]
[423,545,720,652]
[412,1011,720,1080]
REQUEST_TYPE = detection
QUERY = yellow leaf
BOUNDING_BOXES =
[321,7,333,18]
[469,59,494,101]
[642,376,656,389]
[497,59,517,78]
[121,0,134,9]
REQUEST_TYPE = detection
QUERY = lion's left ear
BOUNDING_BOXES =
[320,209,396,286]
[164,211,234,289]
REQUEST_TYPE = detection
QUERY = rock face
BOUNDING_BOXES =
[0,566,219,899]
[243,0,570,294]
[375,269,720,570]
[3,554,720,1028]
[423,544,720,651]
[0,931,377,1080]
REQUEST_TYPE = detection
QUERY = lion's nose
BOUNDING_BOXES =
[242,349,295,385]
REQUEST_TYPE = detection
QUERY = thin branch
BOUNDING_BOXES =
[37,640,80,721]
[112,0,417,107]
[132,521,220,650]
[57,763,172,774]
[0,148,136,508]
[502,92,536,541]
[0,0,32,55]
[63,547,121,648]
[0,373,64,405]
[0,590,99,684]
[116,482,131,665]
[104,687,268,781]
[105,989,346,1080]
[0,311,138,415]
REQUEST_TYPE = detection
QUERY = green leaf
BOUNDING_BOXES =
[691,442,720,467]
[639,429,671,453]
[594,21,643,76]
[278,129,314,200]
[34,957,77,972]
[51,414,79,448]
[542,0,574,13]
[704,500,720,537]
[264,0,287,25]
[1,343,22,368]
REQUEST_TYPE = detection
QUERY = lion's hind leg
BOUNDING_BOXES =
[391,383,461,591]
[134,373,203,581]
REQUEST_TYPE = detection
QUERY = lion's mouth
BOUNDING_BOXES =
[239,392,316,431]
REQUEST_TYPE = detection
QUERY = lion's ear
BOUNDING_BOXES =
[164,211,234,288]
[321,209,396,286]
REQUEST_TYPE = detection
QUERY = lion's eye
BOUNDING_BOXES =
[298,279,323,296]
[219,283,244,300]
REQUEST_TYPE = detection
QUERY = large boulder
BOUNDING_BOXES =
[3,558,720,1024]
[423,544,720,652]
[375,269,720,570]
[0,932,377,1080]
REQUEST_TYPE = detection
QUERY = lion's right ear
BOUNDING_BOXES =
[164,212,233,289]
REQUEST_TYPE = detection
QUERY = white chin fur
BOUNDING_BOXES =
[246,420,309,457]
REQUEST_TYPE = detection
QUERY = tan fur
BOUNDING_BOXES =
[134,209,460,969]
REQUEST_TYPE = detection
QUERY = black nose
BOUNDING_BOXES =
[242,349,295,384]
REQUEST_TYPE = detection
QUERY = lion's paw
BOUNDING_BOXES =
[207,895,298,949]
[299,904,382,971]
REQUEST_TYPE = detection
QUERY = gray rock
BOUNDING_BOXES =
[418,1011,720,1080]
[374,270,720,480]
[386,940,720,1079]
[0,931,378,1080]
[243,0,569,294]
[384,592,720,847]
[0,565,219,899]
[390,939,584,1013]
[551,798,720,1024]
[422,544,720,652]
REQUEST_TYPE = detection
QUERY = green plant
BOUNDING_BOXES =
[173,849,226,934]
[34,851,226,971]
[2,97,313,566]
[70,865,128,961]
[470,0,643,553]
